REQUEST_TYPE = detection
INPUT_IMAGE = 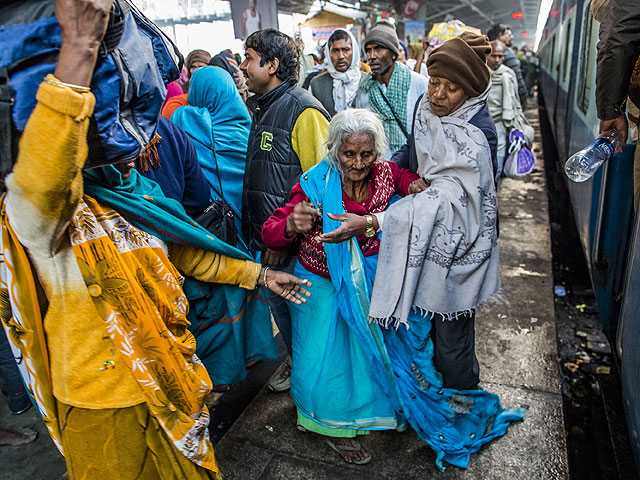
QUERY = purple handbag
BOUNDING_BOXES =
[504,129,535,178]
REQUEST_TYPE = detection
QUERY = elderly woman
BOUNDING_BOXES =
[262,109,425,465]
[369,32,525,470]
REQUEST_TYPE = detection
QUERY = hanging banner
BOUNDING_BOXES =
[230,0,278,40]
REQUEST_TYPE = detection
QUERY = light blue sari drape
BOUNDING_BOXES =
[171,66,250,234]
[294,160,525,470]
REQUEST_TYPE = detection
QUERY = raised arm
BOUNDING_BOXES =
[5,0,113,253]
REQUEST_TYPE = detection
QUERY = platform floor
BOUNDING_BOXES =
[212,105,570,479]
[0,104,569,479]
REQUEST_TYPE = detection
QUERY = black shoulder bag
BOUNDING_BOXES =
[192,132,237,246]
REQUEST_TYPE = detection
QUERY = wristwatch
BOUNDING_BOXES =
[364,215,376,238]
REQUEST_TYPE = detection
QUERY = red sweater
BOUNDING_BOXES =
[261,160,420,278]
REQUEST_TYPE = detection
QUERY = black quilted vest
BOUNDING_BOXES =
[242,81,329,251]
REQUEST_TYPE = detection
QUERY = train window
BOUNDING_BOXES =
[562,19,572,82]
[576,3,597,114]
[550,35,556,72]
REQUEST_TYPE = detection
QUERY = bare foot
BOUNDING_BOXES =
[0,428,37,446]
[326,437,371,464]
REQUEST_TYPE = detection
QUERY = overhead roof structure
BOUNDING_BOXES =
[421,0,542,45]
[301,10,361,27]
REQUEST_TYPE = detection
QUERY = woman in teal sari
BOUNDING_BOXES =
[262,109,426,464]
[262,109,525,469]
[166,66,276,386]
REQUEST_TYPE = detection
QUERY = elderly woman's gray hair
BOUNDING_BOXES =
[325,109,388,172]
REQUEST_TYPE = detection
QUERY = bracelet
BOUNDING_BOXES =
[44,76,91,93]
[262,266,270,289]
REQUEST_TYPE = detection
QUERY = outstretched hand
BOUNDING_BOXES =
[318,213,369,244]
[260,268,312,304]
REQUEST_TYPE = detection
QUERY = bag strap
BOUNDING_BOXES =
[209,129,225,200]
[377,85,409,139]
[184,128,225,200]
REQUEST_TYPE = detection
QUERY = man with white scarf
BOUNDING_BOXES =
[309,29,362,116]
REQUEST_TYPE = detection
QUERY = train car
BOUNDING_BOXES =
[537,0,640,469]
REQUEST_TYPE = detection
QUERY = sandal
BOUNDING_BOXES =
[326,438,372,465]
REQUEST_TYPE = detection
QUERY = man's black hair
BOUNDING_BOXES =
[244,28,300,83]
[486,24,511,41]
[327,29,351,49]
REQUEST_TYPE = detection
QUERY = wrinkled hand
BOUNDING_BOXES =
[600,115,628,153]
[260,268,312,304]
[54,0,115,86]
[285,201,319,236]
[408,178,429,194]
[262,248,288,267]
[318,213,369,244]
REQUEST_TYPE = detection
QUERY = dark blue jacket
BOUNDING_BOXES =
[391,94,498,181]
[137,116,211,217]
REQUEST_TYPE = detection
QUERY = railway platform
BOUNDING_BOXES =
[211,104,570,479]
[0,103,571,480]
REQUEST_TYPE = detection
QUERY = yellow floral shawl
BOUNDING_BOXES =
[1,196,218,475]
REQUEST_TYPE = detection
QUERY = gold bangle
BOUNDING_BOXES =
[44,76,91,93]
[262,266,270,289]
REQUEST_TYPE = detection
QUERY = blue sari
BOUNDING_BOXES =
[291,163,401,435]
[295,160,525,470]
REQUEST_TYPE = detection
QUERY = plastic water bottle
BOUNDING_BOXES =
[564,130,622,182]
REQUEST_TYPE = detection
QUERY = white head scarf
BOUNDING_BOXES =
[324,29,361,112]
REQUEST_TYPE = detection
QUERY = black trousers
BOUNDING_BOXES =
[430,309,480,390]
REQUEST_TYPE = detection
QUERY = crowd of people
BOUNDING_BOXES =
[0,0,545,477]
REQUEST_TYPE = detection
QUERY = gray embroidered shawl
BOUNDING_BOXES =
[369,86,500,327]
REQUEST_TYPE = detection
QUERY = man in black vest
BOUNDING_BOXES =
[309,29,363,116]
[240,29,330,392]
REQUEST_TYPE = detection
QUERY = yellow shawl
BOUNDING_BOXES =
[0,196,219,475]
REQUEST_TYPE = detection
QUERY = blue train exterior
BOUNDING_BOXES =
[537,0,640,467]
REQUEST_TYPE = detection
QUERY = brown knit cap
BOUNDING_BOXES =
[427,32,491,97]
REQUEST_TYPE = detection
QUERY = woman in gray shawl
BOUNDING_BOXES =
[376,32,500,390]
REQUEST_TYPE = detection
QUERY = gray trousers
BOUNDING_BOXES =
[431,310,480,390]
